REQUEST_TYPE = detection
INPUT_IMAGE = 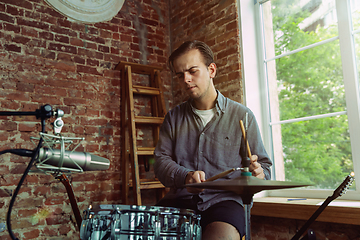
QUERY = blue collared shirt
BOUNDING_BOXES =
[154,91,272,210]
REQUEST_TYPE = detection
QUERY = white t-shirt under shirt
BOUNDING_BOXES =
[194,108,216,127]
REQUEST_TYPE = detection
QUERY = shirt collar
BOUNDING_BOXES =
[187,90,227,114]
[214,90,226,113]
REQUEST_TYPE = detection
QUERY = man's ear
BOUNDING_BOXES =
[208,62,217,78]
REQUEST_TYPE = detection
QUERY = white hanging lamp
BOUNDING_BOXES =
[44,0,125,23]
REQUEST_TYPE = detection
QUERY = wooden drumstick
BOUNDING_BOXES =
[205,168,240,182]
[239,120,252,157]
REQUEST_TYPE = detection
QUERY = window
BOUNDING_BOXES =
[239,0,360,199]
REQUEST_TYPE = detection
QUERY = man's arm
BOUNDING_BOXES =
[246,112,272,180]
[154,114,193,188]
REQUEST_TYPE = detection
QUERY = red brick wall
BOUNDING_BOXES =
[1,0,359,239]
[169,0,243,105]
[0,0,170,239]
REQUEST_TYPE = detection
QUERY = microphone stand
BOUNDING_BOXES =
[57,174,83,230]
[1,105,53,240]
[0,105,83,239]
[0,104,54,119]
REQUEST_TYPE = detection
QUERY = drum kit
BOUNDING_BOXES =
[80,175,309,240]
[80,205,202,240]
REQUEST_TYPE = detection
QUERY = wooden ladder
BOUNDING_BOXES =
[116,61,166,205]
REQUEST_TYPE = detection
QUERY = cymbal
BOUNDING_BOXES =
[186,175,309,195]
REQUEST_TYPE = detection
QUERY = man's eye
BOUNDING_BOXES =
[176,74,184,79]
[190,70,197,74]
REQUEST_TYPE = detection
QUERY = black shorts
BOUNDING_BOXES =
[156,196,245,237]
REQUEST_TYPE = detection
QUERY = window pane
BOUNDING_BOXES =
[261,0,356,190]
[262,0,338,54]
[351,0,360,87]
[350,0,360,14]
[354,32,360,88]
[275,116,354,189]
[272,40,345,121]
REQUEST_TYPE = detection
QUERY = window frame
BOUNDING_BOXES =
[238,0,360,200]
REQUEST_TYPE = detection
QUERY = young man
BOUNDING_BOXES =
[154,40,272,239]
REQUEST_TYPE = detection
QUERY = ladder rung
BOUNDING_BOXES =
[132,85,160,95]
[140,179,161,184]
[128,179,165,189]
[116,61,162,74]
[140,182,165,189]
[137,147,155,155]
[135,116,164,124]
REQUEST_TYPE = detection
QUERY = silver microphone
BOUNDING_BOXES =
[37,148,110,171]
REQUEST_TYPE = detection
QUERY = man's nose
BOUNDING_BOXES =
[183,72,191,83]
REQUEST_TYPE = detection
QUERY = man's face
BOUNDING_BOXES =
[173,49,216,100]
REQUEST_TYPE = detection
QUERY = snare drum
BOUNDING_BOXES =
[80,205,202,240]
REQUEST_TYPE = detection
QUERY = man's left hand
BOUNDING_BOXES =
[249,155,265,179]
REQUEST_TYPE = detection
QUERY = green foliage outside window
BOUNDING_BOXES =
[270,0,355,189]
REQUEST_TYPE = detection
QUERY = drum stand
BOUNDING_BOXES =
[241,193,253,240]
[187,175,309,240]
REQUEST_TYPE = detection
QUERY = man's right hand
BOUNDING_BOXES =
[185,171,206,193]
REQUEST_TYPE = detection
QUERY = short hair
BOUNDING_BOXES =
[168,40,214,72]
